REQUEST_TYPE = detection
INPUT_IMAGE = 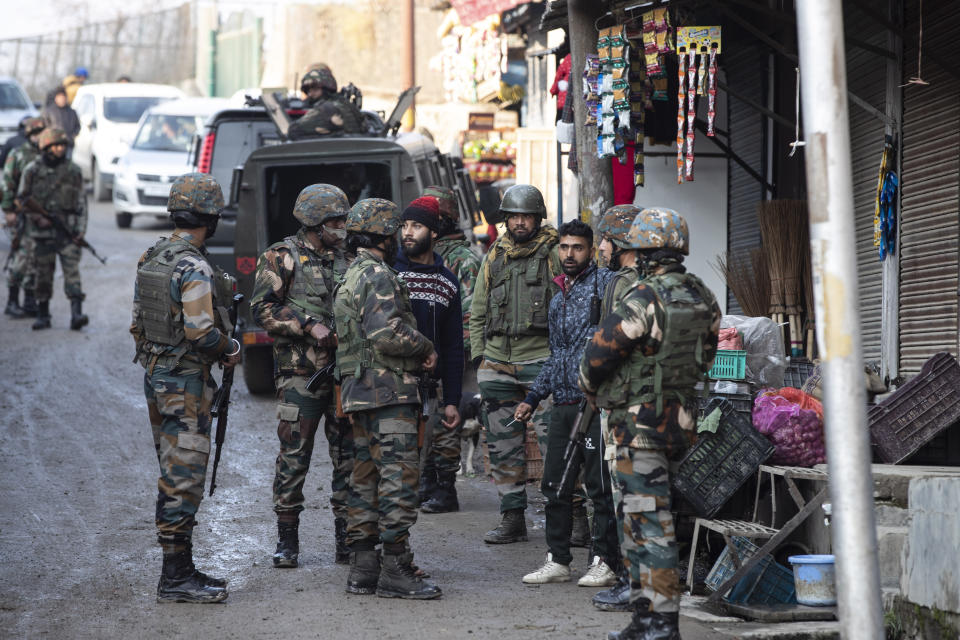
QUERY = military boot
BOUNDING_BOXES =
[69,297,89,330]
[606,601,662,640]
[21,290,37,317]
[346,548,381,595]
[184,543,227,588]
[273,521,299,568]
[5,286,25,318]
[334,517,349,565]
[483,508,528,544]
[157,551,228,604]
[570,502,591,548]
[31,301,51,330]
[593,571,632,612]
[376,544,442,600]
[420,471,459,513]
[418,466,438,505]
[638,612,680,640]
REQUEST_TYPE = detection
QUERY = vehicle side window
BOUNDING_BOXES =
[209,120,277,199]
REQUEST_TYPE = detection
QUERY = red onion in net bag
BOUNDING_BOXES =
[752,390,826,466]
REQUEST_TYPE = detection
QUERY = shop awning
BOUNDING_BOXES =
[450,0,528,26]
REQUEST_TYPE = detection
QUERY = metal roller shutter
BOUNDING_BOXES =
[898,0,960,376]
[725,44,766,314]
[845,3,890,367]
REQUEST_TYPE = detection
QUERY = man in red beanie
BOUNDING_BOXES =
[393,198,464,512]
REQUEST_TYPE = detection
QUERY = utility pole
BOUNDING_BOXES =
[401,0,416,131]
[567,0,613,225]
[795,1,884,639]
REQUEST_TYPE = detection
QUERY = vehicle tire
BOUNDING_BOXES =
[115,212,132,228]
[242,345,275,395]
[92,160,110,202]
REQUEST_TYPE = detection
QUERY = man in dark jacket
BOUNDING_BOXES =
[41,87,80,152]
[514,219,619,587]
[394,197,464,513]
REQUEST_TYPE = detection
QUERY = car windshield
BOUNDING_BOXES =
[132,114,198,152]
[103,97,171,123]
[0,84,29,110]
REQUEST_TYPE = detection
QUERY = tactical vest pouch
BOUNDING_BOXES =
[137,264,184,346]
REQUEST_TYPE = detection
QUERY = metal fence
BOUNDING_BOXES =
[0,3,197,104]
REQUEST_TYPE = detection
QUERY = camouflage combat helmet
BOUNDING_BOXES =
[302,64,337,93]
[293,184,350,227]
[597,204,642,249]
[38,128,69,150]
[498,184,547,219]
[24,117,46,137]
[167,172,224,217]
[346,198,402,235]
[423,185,458,221]
[625,207,689,254]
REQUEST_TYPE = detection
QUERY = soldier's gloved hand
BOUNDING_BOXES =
[514,402,533,423]
[309,322,335,347]
[423,349,438,373]
[441,404,461,430]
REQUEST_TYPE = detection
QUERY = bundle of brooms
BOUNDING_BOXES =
[757,200,809,357]
[713,248,771,318]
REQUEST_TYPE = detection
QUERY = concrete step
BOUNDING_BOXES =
[876,525,908,588]
[874,504,910,527]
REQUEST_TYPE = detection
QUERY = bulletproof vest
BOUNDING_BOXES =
[600,266,641,321]
[135,236,231,352]
[596,271,715,416]
[331,96,365,134]
[281,237,342,327]
[335,254,422,379]
[483,241,553,339]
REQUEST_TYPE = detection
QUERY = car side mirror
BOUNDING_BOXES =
[228,166,244,207]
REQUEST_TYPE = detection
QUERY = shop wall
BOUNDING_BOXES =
[633,146,728,315]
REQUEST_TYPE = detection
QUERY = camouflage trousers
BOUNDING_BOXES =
[5,233,35,289]
[273,376,355,522]
[477,358,550,512]
[347,404,420,548]
[611,446,680,613]
[145,364,216,553]
[33,238,83,302]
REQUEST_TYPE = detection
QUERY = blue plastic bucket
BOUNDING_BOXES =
[788,555,836,606]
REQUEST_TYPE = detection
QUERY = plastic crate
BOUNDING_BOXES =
[869,352,960,464]
[705,536,797,604]
[709,350,747,380]
[784,358,816,388]
[673,398,775,519]
[698,392,754,425]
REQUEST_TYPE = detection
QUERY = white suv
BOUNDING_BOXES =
[72,83,185,201]
[0,77,39,145]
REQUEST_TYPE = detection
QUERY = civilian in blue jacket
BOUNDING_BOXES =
[514,219,620,588]
[394,197,464,513]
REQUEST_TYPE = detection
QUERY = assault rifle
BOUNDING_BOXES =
[18,196,107,265]
[2,211,24,272]
[551,398,596,498]
[305,361,336,393]
[209,292,244,497]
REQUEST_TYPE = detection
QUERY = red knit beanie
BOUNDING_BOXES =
[402,196,441,233]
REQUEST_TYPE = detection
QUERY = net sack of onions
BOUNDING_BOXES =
[752,387,825,467]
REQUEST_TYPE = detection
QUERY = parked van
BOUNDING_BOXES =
[72,83,185,201]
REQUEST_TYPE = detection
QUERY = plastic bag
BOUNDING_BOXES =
[720,315,786,387]
[718,327,743,350]
[753,388,825,466]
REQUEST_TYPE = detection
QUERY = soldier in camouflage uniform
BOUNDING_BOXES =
[130,173,240,604]
[578,208,722,640]
[468,184,561,544]
[249,183,356,568]
[2,116,45,318]
[288,66,365,140]
[417,186,480,510]
[17,127,87,331]
[334,198,442,599]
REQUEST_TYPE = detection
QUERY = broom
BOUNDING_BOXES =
[802,230,816,359]
[757,201,788,351]
[712,248,770,318]
[781,200,808,357]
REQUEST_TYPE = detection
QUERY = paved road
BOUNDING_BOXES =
[0,199,803,639]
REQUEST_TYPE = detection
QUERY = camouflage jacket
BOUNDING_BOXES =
[1,142,38,211]
[333,248,433,412]
[579,264,722,450]
[250,229,350,377]
[288,96,365,139]
[601,265,643,320]
[130,231,231,371]
[434,234,480,350]
[17,157,85,240]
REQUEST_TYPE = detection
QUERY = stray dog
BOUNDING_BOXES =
[458,393,483,476]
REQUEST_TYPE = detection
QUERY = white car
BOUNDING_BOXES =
[0,77,39,145]
[112,98,231,228]
[72,83,185,201]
